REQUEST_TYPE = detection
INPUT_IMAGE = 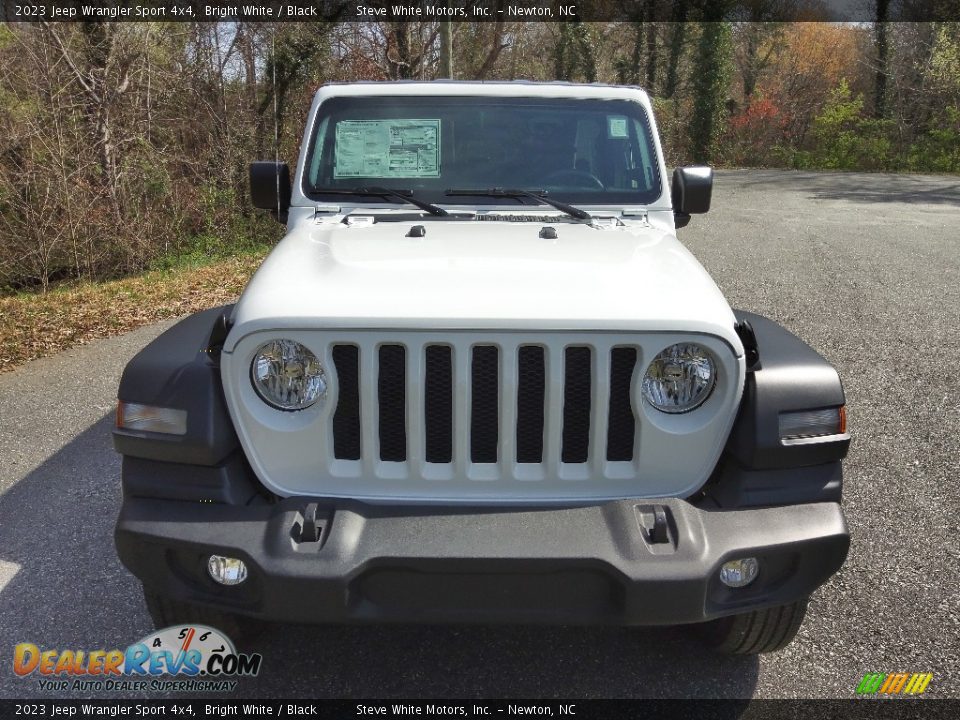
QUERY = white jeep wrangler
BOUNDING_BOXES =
[114,82,850,654]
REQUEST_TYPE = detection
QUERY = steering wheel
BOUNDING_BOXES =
[542,169,605,190]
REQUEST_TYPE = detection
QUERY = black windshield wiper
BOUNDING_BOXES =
[445,188,591,220]
[311,186,448,217]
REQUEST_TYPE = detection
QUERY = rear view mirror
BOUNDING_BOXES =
[249,161,291,223]
[671,166,713,229]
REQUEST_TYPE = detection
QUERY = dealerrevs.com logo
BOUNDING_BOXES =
[856,672,933,696]
[13,625,262,693]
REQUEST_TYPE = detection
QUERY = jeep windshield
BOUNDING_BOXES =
[303,96,662,209]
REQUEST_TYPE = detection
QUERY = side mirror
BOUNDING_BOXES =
[249,161,291,223]
[671,166,713,229]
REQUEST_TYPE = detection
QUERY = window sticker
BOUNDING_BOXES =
[334,119,441,178]
[607,115,629,139]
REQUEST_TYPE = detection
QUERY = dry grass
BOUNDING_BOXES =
[0,251,267,373]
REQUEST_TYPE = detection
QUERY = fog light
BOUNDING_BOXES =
[719,557,759,588]
[207,555,248,586]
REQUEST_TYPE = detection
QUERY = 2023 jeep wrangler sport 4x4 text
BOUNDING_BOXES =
[113,82,850,655]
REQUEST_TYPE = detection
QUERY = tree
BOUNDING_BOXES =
[258,24,336,151]
[445,11,511,80]
[663,2,690,98]
[614,22,645,86]
[553,21,596,82]
[645,2,659,92]
[438,21,453,78]
[2,16,957,295]
[769,22,861,145]
[730,1,804,101]
[875,0,890,118]
[41,22,143,216]
[690,18,733,162]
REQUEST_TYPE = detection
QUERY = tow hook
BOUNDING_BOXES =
[292,503,329,547]
[637,504,671,545]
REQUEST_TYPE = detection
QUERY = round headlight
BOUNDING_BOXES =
[641,343,716,413]
[251,340,327,411]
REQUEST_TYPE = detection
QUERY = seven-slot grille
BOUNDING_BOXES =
[330,341,639,475]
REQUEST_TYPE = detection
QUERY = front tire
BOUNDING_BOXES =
[695,598,809,654]
[143,589,263,646]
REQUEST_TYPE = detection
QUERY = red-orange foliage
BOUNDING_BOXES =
[759,23,864,144]
[723,96,793,166]
[730,97,790,132]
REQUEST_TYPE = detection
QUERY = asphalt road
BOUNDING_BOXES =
[1,169,958,700]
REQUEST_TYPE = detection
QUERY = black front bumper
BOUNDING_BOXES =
[115,495,849,626]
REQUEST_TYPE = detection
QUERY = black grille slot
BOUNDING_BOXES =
[424,345,453,463]
[561,346,592,463]
[331,345,361,460]
[378,344,407,461]
[607,347,638,461]
[516,346,546,463]
[470,345,499,463]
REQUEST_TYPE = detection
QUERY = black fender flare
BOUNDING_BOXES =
[705,311,850,508]
[113,306,259,505]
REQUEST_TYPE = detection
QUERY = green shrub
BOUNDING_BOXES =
[807,80,895,171]
[907,106,960,173]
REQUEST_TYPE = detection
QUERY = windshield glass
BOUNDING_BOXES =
[303,96,662,206]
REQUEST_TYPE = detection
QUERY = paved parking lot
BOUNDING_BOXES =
[1,169,958,699]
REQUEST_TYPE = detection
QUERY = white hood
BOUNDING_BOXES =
[226,216,742,353]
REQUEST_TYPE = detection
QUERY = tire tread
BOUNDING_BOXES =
[143,589,262,646]
[697,598,809,655]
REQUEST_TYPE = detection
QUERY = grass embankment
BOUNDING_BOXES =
[0,251,267,373]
